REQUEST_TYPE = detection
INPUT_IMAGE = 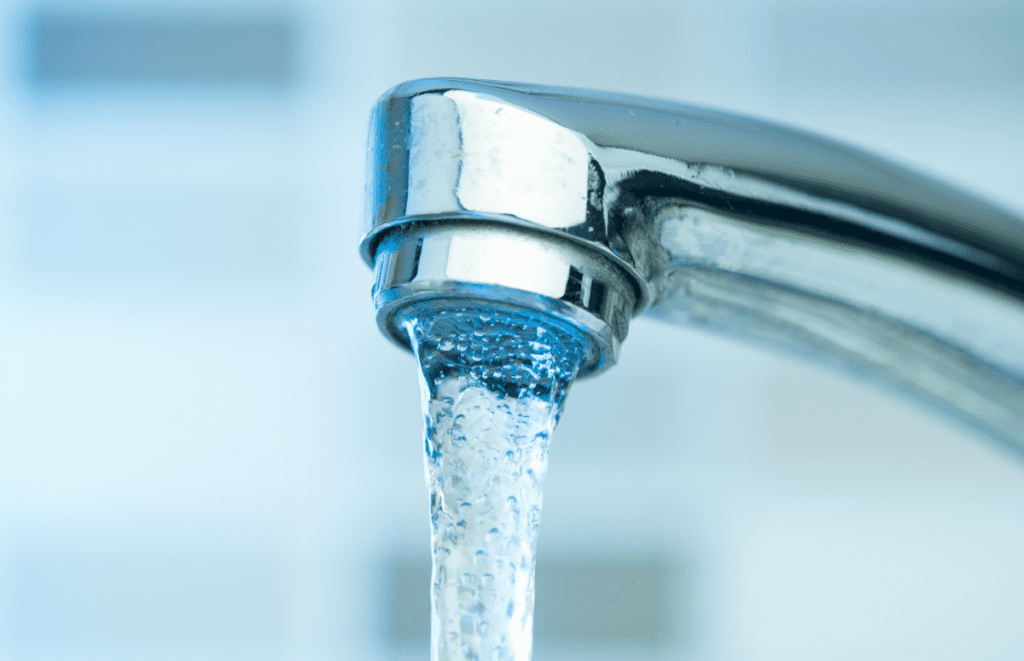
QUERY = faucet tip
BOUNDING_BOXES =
[370,222,637,378]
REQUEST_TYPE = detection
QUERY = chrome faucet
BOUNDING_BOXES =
[360,78,1024,453]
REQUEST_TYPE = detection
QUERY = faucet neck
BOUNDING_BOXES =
[362,78,1024,451]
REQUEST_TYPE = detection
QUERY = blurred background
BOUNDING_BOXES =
[1,0,1023,659]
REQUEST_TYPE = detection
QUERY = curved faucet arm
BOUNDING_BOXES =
[361,78,1024,454]
[364,78,1024,282]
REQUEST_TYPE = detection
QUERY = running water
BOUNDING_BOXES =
[399,303,587,661]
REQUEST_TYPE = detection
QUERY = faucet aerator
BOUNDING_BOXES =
[369,221,640,378]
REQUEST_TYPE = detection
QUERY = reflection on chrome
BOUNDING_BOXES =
[362,78,1024,453]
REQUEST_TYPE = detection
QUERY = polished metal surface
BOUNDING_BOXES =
[372,223,637,376]
[362,78,1024,453]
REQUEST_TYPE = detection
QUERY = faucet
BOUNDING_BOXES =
[360,78,1024,454]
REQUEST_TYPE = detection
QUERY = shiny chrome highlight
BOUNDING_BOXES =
[361,78,1024,453]
[372,224,637,377]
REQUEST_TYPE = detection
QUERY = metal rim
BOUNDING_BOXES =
[370,221,639,377]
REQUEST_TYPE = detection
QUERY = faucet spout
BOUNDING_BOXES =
[361,78,1024,453]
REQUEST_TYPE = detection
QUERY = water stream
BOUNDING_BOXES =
[399,302,587,661]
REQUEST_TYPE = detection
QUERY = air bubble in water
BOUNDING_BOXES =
[398,303,584,661]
